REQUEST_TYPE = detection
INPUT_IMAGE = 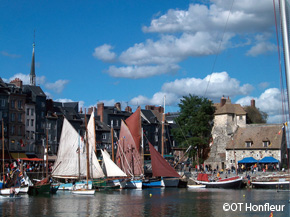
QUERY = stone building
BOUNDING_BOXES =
[225,124,287,169]
[204,96,247,170]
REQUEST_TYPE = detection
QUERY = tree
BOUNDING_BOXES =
[172,94,215,160]
[243,106,268,124]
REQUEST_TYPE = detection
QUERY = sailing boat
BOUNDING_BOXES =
[98,149,127,189]
[116,107,144,189]
[52,117,104,191]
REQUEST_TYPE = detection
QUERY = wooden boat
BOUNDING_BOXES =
[251,174,290,189]
[116,107,144,189]
[52,117,104,192]
[0,186,21,195]
[120,178,142,189]
[28,178,51,195]
[142,178,165,188]
[50,183,60,194]
[195,174,243,189]
[71,110,96,195]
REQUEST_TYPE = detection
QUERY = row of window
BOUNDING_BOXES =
[10,125,24,136]
[10,100,24,109]
[10,113,23,122]
[245,141,270,148]
[26,108,35,116]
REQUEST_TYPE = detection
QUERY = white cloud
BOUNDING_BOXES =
[44,80,69,94]
[107,64,179,79]
[129,71,253,107]
[93,44,116,62]
[3,73,46,85]
[246,41,276,56]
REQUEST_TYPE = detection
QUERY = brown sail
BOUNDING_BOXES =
[116,120,143,176]
[149,142,180,178]
[125,106,141,152]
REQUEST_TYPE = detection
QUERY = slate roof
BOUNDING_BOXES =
[214,103,246,115]
[226,124,284,150]
[23,85,46,97]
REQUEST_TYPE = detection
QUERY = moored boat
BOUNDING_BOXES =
[195,174,243,189]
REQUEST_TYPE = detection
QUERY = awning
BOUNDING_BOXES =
[259,156,279,163]
[11,153,28,160]
[238,157,258,164]
[20,157,43,161]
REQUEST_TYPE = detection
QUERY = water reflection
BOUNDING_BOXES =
[0,188,288,216]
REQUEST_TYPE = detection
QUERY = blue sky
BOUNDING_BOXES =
[1,0,289,124]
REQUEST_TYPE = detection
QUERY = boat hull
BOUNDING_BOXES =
[163,177,179,187]
[252,181,290,189]
[0,187,21,195]
[188,184,206,188]
[93,179,120,190]
[120,179,142,189]
[59,181,93,191]
[28,183,51,195]
[71,189,95,195]
[142,179,165,188]
[196,177,243,189]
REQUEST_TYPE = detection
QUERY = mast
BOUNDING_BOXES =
[2,119,5,182]
[78,130,81,180]
[161,95,166,157]
[93,107,97,153]
[280,0,290,111]
[85,109,90,188]
[111,127,114,162]
[46,128,48,177]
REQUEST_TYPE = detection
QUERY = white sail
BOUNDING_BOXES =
[101,149,127,177]
[52,117,104,179]
[87,111,105,178]
[52,118,87,178]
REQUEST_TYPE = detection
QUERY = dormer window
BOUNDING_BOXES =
[245,140,252,148]
[263,140,270,147]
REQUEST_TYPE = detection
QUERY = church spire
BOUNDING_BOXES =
[30,31,36,86]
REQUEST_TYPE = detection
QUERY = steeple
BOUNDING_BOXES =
[30,32,36,86]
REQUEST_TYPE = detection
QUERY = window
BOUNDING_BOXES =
[18,113,22,122]
[116,120,119,127]
[245,141,252,148]
[18,100,22,109]
[11,126,15,135]
[11,113,15,121]
[102,134,106,139]
[0,99,5,107]
[263,141,270,147]
[41,111,45,118]
[239,115,243,120]
[18,126,22,136]
[11,100,15,108]
[31,131,34,139]
[111,120,113,127]
[31,109,34,116]
[26,119,29,126]
[26,108,30,116]
[31,119,34,127]
[41,102,45,107]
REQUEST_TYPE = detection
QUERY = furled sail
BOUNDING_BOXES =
[101,149,127,177]
[116,120,143,177]
[149,142,180,178]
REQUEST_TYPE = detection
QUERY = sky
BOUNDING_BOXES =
[1,0,289,124]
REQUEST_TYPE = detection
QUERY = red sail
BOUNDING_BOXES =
[125,107,141,152]
[149,142,180,178]
[116,120,143,176]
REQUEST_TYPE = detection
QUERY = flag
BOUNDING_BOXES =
[269,211,273,217]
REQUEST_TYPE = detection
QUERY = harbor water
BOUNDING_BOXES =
[0,188,289,217]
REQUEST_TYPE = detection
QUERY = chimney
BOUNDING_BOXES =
[220,96,226,107]
[251,99,255,108]
[125,106,132,113]
[97,102,104,122]
[10,78,23,88]
[80,107,83,114]
[115,102,121,111]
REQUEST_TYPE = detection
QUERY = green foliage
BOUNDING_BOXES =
[172,94,215,158]
[244,106,268,124]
